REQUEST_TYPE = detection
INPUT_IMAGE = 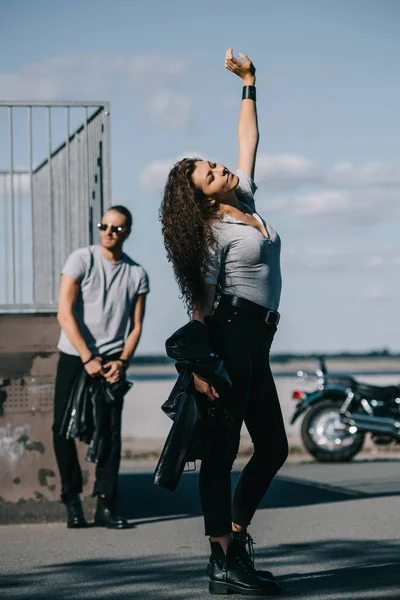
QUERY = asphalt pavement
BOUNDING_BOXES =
[1,458,400,599]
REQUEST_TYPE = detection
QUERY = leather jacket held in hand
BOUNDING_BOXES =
[59,368,132,463]
[153,320,232,492]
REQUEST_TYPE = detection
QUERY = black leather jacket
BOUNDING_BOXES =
[153,320,232,491]
[59,369,132,463]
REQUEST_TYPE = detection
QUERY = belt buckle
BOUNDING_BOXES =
[265,310,279,326]
[184,461,197,472]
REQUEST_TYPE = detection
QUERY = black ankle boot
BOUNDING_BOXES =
[232,531,275,581]
[65,495,88,529]
[207,538,281,596]
[94,497,128,529]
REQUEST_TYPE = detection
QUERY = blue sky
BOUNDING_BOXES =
[1,0,400,354]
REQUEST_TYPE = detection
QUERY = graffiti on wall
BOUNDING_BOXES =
[0,423,45,465]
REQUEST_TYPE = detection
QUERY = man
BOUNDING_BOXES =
[53,205,149,529]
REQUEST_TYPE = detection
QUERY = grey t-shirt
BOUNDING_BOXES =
[58,245,150,357]
[204,170,282,311]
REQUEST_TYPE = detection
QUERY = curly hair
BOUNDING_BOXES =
[159,158,221,313]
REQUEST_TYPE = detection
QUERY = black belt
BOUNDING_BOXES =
[218,294,280,326]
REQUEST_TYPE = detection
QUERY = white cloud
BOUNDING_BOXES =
[147,90,193,131]
[282,247,400,275]
[327,162,400,188]
[140,158,175,193]
[254,155,400,228]
[292,189,351,215]
[365,288,384,299]
[256,154,320,189]
[271,186,399,225]
[364,253,400,270]
[363,287,400,301]
[140,151,206,193]
[282,251,350,273]
[0,54,192,130]
[256,154,400,191]
[0,54,187,97]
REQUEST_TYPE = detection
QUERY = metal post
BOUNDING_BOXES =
[64,106,70,258]
[28,106,35,304]
[46,107,55,304]
[102,106,111,209]
[93,116,100,240]
[2,173,8,303]
[8,106,16,304]
[84,106,91,244]
[54,132,61,292]
[17,175,23,303]
[78,127,85,246]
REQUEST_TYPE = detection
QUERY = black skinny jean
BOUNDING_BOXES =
[199,300,289,537]
[52,352,124,504]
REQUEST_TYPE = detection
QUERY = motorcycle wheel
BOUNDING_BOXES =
[301,398,365,462]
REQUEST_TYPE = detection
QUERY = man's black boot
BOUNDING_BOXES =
[232,531,276,581]
[207,538,281,596]
[94,496,128,529]
[65,495,88,529]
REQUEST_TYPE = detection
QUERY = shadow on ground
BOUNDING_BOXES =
[1,538,399,599]
[116,469,400,523]
[3,463,400,525]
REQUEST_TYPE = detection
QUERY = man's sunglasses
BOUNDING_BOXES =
[97,222,126,235]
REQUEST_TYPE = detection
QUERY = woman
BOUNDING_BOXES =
[160,48,288,596]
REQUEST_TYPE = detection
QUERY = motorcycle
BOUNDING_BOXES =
[290,357,400,462]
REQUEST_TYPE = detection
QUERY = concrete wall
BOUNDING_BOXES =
[0,314,95,509]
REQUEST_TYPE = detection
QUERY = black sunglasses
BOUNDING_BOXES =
[97,222,126,235]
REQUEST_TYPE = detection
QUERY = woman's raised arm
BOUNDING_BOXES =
[225,47,259,180]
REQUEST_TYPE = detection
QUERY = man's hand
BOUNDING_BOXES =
[193,374,219,401]
[84,356,104,377]
[102,360,125,384]
[225,47,256,85]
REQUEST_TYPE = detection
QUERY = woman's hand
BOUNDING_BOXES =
[193,374,219,401]
[225,47,256,85]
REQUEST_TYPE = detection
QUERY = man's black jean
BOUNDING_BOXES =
[52,352,123,504]
[199,301,289,537]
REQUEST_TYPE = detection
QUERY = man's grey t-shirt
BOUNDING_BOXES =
[58,245,150,357]
[204,170,282,311]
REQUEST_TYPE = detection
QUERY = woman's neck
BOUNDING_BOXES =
[217,190,241,214]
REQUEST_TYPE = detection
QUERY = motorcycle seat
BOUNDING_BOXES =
[355,382,400,400]
[325,376,357,389]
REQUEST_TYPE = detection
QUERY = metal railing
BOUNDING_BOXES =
[0,101,111,312]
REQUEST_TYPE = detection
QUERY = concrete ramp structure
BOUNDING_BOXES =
[0,101,111,521]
